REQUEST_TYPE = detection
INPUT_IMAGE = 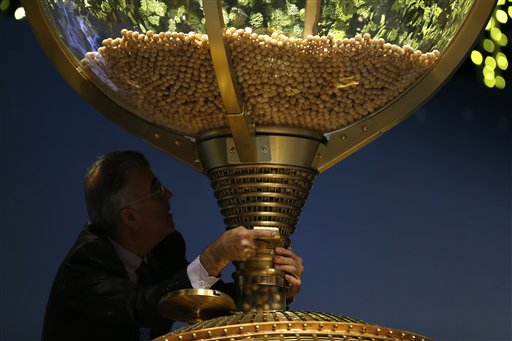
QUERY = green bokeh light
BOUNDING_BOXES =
[483,39,495,53]
[496,52,509,70]
[484,77,496,88]
[0,0,11,12]
[495,76,506,89]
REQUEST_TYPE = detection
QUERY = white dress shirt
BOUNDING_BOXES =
[109,239,219,288]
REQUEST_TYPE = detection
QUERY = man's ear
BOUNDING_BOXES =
[119,207,137,227]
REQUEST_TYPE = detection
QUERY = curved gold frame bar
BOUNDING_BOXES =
[22,0,495,175]
[203,0,257,162]
[22,0,203,171]
[304,0,321,37]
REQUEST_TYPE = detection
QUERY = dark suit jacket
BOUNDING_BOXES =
[42,224,218,341]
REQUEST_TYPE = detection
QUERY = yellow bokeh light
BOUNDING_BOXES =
[495,76,506,90]
[497,33,508,46]
[496,53,509,70]
[485,17,494,30]
[483,66,495,80]
[496,9,508,23]
[470,50,483,65]
[497,0,505,6]
[483,39,495,53]
[485,56,497,69]
[14,6,25,20]
[490,27,502,42]
[484,77,496,88]
[508,6,512,19]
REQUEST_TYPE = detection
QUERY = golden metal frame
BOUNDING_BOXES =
[203,0,257,163]
[304,0,321,37]
[22,0,495,175]
[152,311,433,341]
[22,0,203,171]
[317,1,497,173]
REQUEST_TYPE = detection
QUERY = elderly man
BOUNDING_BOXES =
[42,150,303,340]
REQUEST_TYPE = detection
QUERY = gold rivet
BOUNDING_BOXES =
[224,328,229,335]
[272,324,277,331]
[288,323,292,330]
[174,140,181,146]
[178,336,183,340]
[239,326,244,333]
[348,324,353,329]
[303,323,308,329]
[192,333,197,339]
[261,145,268,153]
[362,126,368,132]
[340,135,347,140]
[333,324,338,330]
[207,331,212,337]
[229,147,236,153]
[389,330,393,335]
[154,133,160,139]
[255,325,260,332]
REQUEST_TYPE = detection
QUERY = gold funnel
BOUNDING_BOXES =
[22,0,496,339]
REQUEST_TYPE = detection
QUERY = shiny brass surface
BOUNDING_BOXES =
[207,164,318,245]
[198,133,325,170]
[234,227,287,312]
[224,111,257,163]
[203,0,243,114]
[158,289,236,324]
[304,0,321,37]
[153,311,432,341]
[203,0,257,162]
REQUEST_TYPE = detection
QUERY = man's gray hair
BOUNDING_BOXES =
[84,151,150,236]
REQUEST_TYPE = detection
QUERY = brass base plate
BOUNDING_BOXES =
[158,289,236,324]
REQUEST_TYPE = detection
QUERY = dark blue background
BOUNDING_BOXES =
[1,19,510,341]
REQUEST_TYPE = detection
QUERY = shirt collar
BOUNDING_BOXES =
[109,238,145,281]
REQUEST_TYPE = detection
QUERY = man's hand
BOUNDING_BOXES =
[200,226,277,277]
[274,246,303,298]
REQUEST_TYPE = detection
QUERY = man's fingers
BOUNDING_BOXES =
[251,228,278,240]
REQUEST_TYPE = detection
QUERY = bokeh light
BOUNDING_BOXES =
[471,50,483,65]
[470,2,511,90]
[13,6,24,20]
[483,39,496,53]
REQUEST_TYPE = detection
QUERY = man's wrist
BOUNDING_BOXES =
[199,243,227,277]
[187,256,221,289]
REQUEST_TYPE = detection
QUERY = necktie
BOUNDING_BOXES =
[137,261,152,287]
[137,261,152,341]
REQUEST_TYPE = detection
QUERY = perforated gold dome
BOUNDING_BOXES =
[154,311,431,341]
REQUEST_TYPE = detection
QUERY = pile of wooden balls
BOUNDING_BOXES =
[82,28,439,136]
[239,281,286,312]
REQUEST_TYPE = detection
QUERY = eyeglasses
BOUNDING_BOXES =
[124,178,167,207]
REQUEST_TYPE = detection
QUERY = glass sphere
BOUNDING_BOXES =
[36,0,479,138]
